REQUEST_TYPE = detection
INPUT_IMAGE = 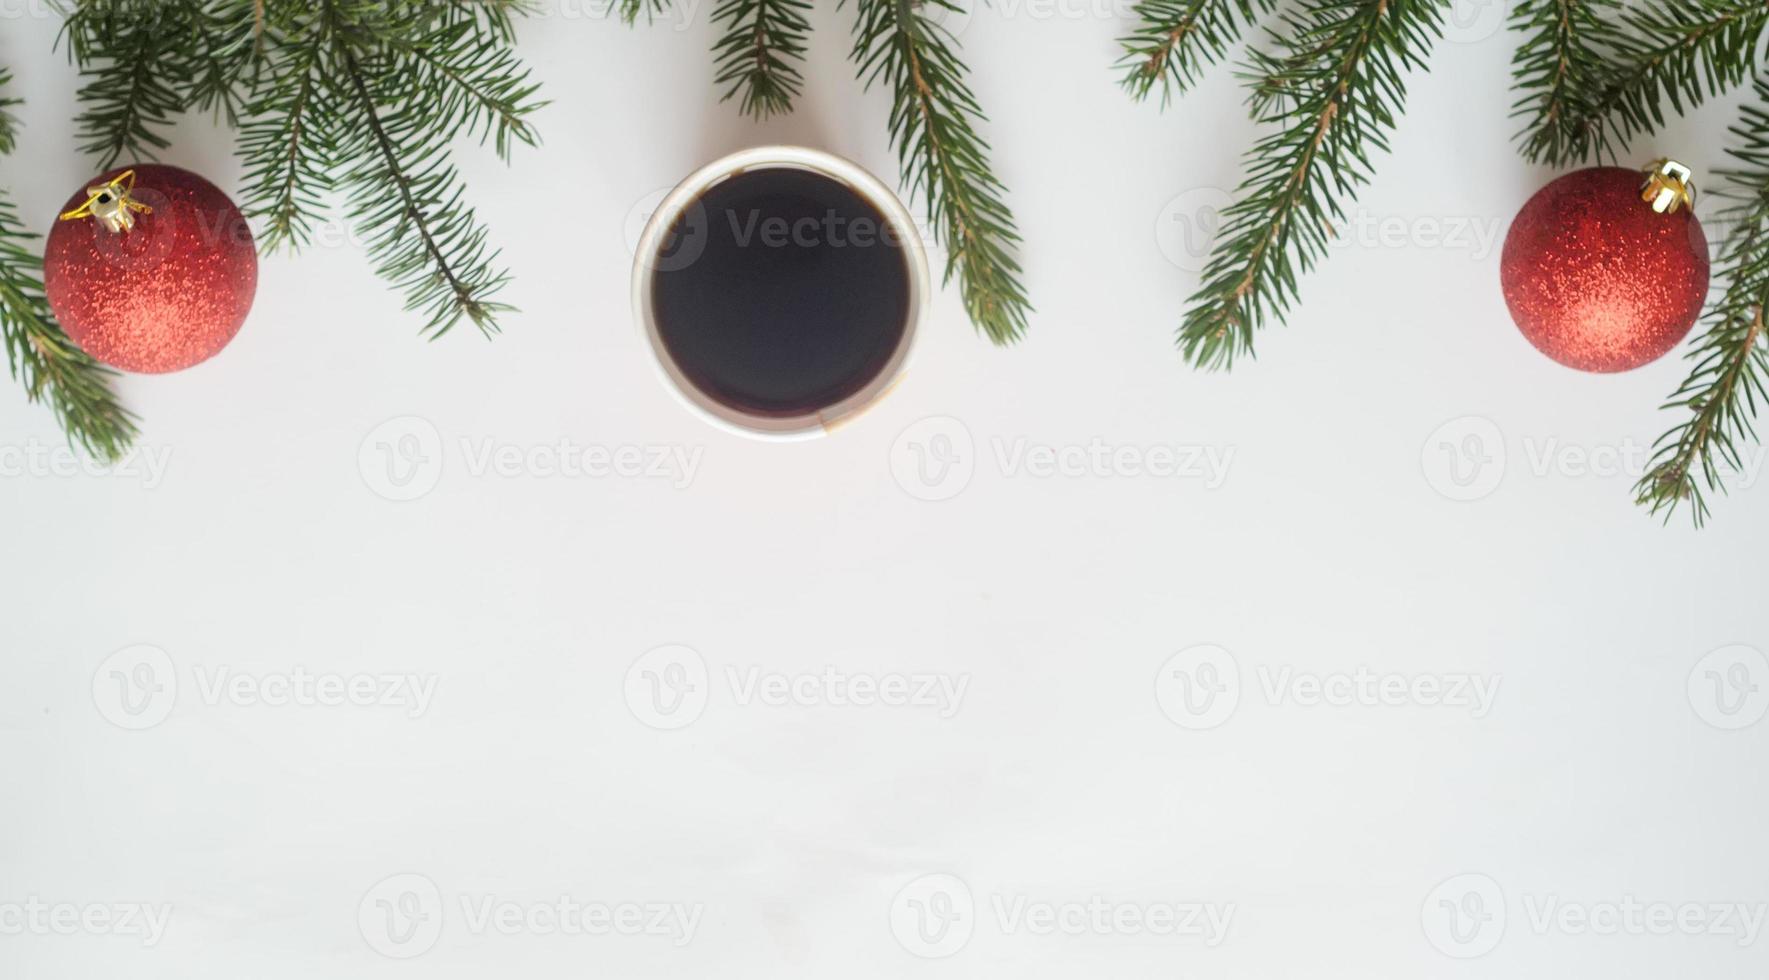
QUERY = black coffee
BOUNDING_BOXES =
[649,166,911,418]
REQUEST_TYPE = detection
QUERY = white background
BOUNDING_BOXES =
[3,1,1768,978]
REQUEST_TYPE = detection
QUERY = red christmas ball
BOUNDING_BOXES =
[45,164,257,374]
[1500,165,1708,372]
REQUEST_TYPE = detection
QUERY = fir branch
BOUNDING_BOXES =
[713,0,812,118]
[1178,0,1443,369]
[184,0,264,124]
[1635,85,1769,526]
[331,42,513,337]
[616,0,674,25]
[1507,0,1620,164]
[1547,0,1769,166]
[380,14,545,158]
[0,67,136,459]
[62,0,206,167]
[0,70,18,155]
[851,0,1032,344]
[0,194,138,462]
[238,24,332,251]
[1117,0,1274,103]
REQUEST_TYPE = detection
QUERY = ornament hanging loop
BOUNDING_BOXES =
[1641,159,1695,214]
[59,169,152,233]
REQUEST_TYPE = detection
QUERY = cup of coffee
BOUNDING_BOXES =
[632,146,929,439]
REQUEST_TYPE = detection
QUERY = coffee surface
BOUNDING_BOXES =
[650,167,911,418]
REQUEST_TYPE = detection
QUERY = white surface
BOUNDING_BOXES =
[3,6,1768,980]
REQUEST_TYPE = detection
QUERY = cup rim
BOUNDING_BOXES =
[631,145,930,441]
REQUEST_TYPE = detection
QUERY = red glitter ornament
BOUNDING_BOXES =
[45,164,256,374]
[1500,162,1709,373]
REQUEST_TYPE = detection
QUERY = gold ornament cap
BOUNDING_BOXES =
[58,169,153,233]
[1640,158,1695,214]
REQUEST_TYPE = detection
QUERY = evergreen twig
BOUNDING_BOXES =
[1516,0,1769,165]
[1179,0,1444,368]
[850,0,1032,344]
[617,0,674,25]
[0,70,137,460]
[1508,0,1620,164]
[1635,80,1769,525]
[713,0,812,118]
[238,20,331,252]
[63,0,213,168]
[1117,0,1276,103]
[64,0,543,338]
[332,42,512,337]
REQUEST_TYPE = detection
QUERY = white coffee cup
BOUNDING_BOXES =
[631,146,930,440]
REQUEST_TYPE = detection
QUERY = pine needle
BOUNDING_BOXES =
[1179,0,1444,369]
[0,68,138,460]
[713,0,812,118]
[1635,78,1769,526]
[1117,0,1277,104]
[850,0,1032,344]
